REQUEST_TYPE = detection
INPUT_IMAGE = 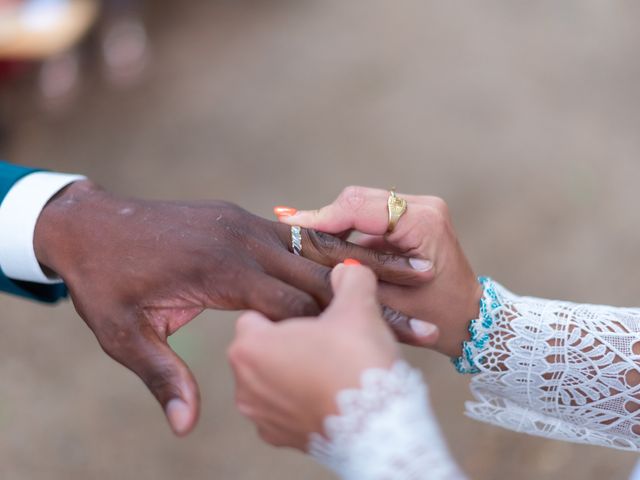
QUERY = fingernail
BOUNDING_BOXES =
[409,258,433,272]
[274,206,297,217]
[166,398,191,435]
[343,258,361,266]
[409,319,437,337]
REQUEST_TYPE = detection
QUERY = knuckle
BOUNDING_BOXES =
[213,202,260,241]
[211,202,245,230]
[217,201,245,218]
[419,205,444,227]
[427,195,449,214]
[408,205,447,243]
[380,306,420,345]
[381,306,410,330]
[371,249,400,266]
[424,198,450,228]
[338,186,366,212]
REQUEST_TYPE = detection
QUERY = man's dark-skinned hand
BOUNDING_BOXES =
[31,180,435,436]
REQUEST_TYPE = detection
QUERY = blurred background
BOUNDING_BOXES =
[2,0,640,478]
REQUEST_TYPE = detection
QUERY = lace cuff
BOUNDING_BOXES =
[309,361,466,480]
[461,279,640,451]
[453,276,499,374]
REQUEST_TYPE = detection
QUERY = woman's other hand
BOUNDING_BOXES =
[227,262,405,450]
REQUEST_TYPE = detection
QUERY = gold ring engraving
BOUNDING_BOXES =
[387,189,407,233]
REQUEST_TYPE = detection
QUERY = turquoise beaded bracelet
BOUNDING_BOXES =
[452,276,501,374]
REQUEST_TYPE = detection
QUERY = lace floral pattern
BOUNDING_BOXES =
[309,361,465,480]
[466,282,640,451]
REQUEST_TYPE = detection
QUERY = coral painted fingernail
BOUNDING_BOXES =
[343,258,361,266]
[273,206,297,217]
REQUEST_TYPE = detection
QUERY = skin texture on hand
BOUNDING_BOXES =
[228,263,401,450]
[279,186,483,358]
[32,180,430,436]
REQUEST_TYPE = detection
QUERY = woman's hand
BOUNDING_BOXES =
[228,262,401,450]
[277,186,482,357]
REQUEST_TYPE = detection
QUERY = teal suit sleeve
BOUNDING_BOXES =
[0,161,68,303]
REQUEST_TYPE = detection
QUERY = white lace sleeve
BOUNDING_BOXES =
[308,361,466,480]
[462,279,640,451]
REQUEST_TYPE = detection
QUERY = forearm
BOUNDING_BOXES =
[459,279,640,450]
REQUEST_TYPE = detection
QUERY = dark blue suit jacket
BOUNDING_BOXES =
[0,161,67,303]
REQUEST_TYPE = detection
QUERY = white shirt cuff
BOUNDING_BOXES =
[0,171,86,284]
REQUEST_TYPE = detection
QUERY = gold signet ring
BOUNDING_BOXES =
[387,189,407,233]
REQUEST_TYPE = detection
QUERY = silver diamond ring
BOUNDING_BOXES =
[291,226,302,256]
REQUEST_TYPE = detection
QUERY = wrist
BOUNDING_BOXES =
[434,277,483,358]
[33,179,106,279]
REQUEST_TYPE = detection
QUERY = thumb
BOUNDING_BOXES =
[328,261,440,347]
[98,319,199,436]
[325,261,381,321]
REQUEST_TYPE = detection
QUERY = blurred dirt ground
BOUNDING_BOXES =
[2,1,640,479]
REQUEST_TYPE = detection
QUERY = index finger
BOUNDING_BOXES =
[279,186,391,235]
